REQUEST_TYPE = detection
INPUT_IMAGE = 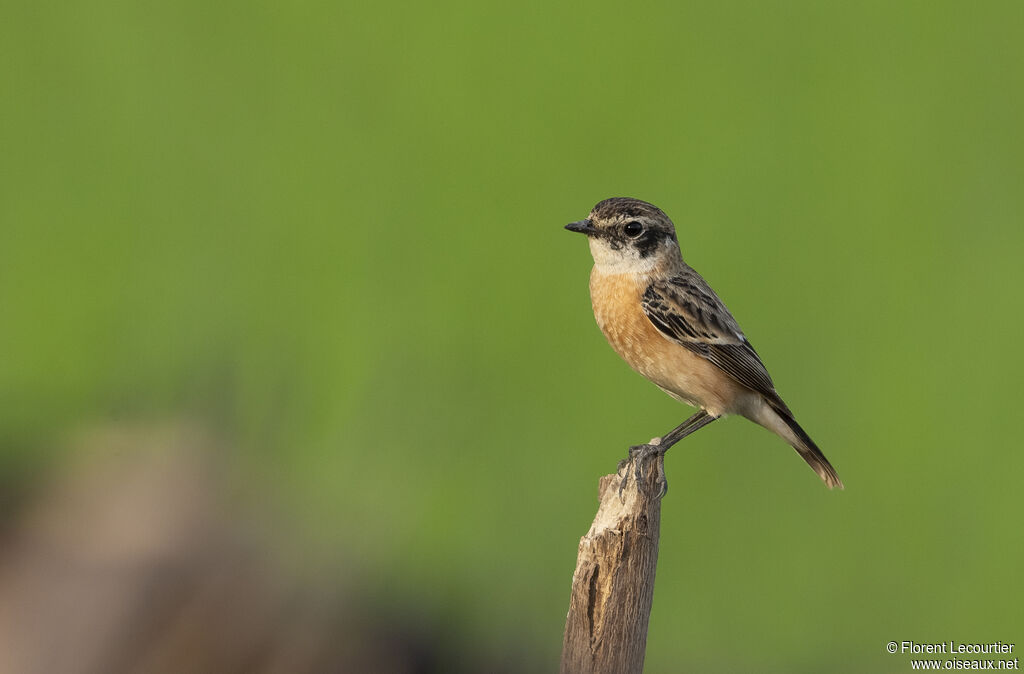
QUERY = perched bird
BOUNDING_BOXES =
[566,197,842,495]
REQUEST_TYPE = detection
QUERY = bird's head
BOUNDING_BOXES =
[565,197,681,273]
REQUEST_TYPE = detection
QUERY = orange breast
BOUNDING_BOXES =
[588,268,743,416]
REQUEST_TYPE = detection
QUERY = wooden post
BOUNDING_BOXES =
[560,457,663,674]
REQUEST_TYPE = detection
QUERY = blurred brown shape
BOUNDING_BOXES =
[0,423,440,674]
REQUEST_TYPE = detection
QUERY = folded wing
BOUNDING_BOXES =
[640,271,789,413]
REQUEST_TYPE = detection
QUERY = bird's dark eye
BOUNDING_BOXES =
[623,221,644,238]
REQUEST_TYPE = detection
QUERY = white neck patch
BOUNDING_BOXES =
[588,237,678,275]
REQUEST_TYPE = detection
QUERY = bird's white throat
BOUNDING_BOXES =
[587,237,679,275]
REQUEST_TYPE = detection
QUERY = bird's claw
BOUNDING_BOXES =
[617,440,668,501]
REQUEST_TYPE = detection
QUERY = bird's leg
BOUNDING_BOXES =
[618,410,720,500]
[655,409,720,453]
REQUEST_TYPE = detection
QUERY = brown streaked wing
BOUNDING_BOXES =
[641,272,786,409]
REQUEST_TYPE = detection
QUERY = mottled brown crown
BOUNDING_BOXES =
[590,197,670,223]
[576,197,679,259]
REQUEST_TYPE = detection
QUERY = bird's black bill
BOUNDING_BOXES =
[565,219,597,235]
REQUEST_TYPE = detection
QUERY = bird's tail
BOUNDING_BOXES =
[763,401,844,490]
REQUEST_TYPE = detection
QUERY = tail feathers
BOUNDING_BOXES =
[769,403,844,490]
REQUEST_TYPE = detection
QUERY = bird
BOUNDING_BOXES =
[565,197,842,496]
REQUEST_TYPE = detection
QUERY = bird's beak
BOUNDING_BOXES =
[565,219,597,236]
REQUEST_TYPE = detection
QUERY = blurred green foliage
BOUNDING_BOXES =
[2,1,1022,671]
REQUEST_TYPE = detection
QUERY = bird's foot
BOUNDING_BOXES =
[617,437,667,501]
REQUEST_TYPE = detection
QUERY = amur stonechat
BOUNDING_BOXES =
[566,197,842,494]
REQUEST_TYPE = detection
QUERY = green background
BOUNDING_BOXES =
[2,1,1022,671]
